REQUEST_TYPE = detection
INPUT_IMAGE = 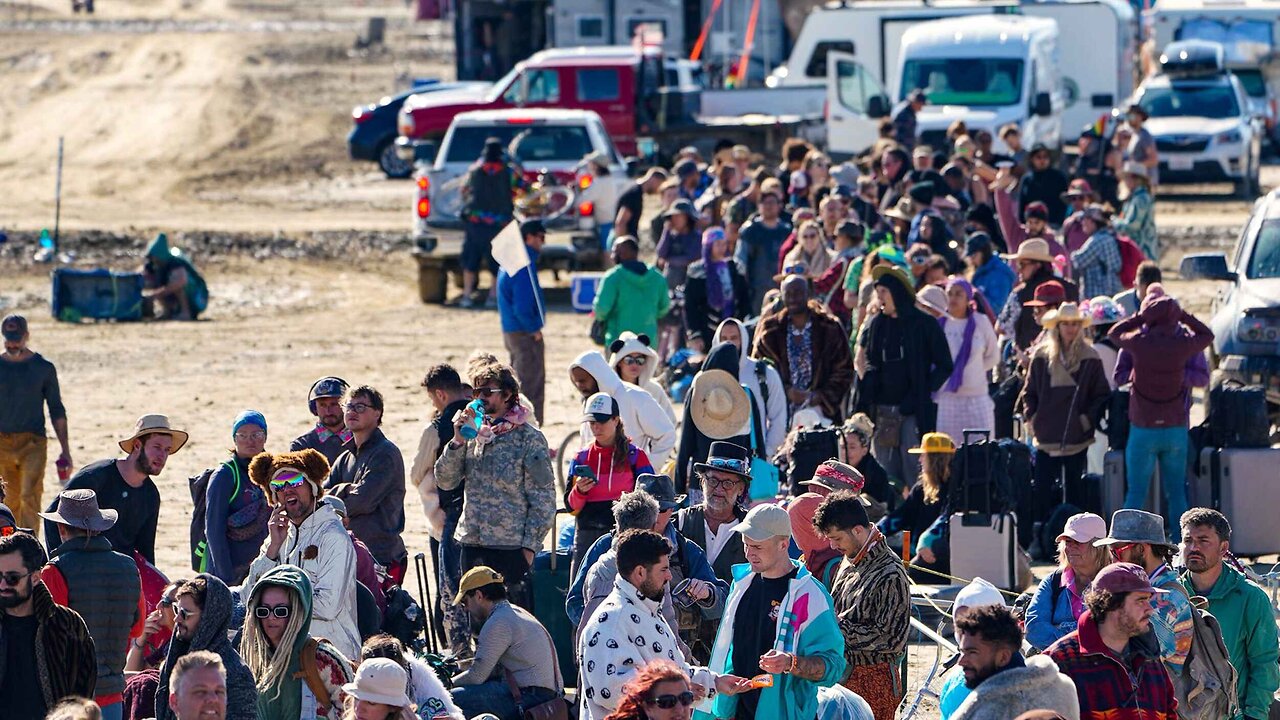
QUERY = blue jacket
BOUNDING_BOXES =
[204,453,268,585]
[1024,568,1080,651]
[496,246,544,333]
[971,255,1017,313]
[565,524,727,625]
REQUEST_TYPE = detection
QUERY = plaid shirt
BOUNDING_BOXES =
[1047,610,1178,720]
[1069,228,1124,299]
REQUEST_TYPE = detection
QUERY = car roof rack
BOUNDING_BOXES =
[1159,40,1226,78]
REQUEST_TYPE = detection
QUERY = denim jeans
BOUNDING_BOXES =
[451,679,558,720]
[438,512,471,654]
[1124,425,1189,531]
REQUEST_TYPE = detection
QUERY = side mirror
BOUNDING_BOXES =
[1033,92,1052,117]
[1179,253,1237,282]
[866,94,889,119]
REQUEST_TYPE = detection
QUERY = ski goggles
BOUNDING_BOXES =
[270,468,308,491]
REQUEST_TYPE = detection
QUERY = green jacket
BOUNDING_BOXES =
[1181,564,1280,719]
[593,262,669,348]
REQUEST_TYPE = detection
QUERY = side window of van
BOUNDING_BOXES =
[805,41,855,78]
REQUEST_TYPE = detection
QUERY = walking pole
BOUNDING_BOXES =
[414,552,438,654]
[53,137,63,255]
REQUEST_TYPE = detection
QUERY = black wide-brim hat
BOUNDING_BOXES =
[693,440,752,479]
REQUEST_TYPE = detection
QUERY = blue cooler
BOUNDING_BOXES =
[570,272,604,313]
[51,268,144,322]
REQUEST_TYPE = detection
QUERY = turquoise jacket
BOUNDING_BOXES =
[697,560,847,720]
[1182,564,1280,719]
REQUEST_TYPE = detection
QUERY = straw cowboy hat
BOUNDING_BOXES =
[689,369,751,440]
[39,489,118,533]
[1041,302,1092,329]
[882,197,914,223]
[1002,238,1055,265]
[118,414,189,454]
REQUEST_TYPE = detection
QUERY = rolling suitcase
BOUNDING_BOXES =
[1193,447,1280,556]
[1104,450,1166,520]
[949,430,1019,589]
[1207,384,1270,449]
[531,511,576,682]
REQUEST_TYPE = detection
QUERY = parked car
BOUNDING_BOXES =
[1131,41,1263,197]
[347,80,491,178]
[1181,187,1280,429]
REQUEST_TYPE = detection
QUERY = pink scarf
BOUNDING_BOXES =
[475,402,531,446]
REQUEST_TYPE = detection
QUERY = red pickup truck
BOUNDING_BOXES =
[396,45,822,164]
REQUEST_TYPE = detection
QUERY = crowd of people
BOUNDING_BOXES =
[0,101,1277,720]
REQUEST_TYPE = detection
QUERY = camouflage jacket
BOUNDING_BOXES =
[433,422,555,552]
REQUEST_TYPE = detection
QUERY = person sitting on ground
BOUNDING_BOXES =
[360,634,463,720]
[341,658,418,720]
[449,567,564,720]
[155,575,258,720]
[291,377,352,466]
[565,392,654,574]
[201,410,271,585]
[683,228,750,355]
[949,605,1080,720]
[1046,563,1178,718]
[241,449,360,659]
[0,531,97,720]
[609,331,678,425]
[1024,513,1109,651]
[240,565,354,719]
[938,579,1008,719]
[141,233,208,321]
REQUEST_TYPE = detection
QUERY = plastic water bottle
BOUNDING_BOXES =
[459,399,485,439]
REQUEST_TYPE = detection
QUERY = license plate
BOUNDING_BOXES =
[1168,155,1193,171]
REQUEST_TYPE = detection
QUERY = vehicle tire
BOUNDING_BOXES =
[377,139,413,179]
[554,429,582,508]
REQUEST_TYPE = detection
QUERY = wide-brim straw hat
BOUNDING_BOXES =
[689,369,751,440]
[1042,302,1092,329]
[1002,238,1055,265]
[118,414,189,454]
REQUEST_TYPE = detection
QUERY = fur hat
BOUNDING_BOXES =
[248,449,331,499]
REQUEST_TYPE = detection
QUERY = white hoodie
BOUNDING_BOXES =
[571,350,677,463]
[711,319,787,457]
[608,331,679,425]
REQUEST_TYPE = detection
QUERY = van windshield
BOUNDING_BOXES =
[1139,84,1240,119]
[900,58,1024,107]
[445,125,595,164]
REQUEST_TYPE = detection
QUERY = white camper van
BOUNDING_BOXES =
[897,16,1064,152]
[783,0,1135,153]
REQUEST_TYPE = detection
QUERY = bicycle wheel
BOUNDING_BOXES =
[554,429,583,508]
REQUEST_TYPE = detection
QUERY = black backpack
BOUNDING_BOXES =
[383,584,426,648]
[1207,383,1270,448]
[188,460,238,572]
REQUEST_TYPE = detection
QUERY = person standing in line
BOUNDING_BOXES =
[435,360,555,610]
[593,236,671,350]
[290,377,352,466]
[47,414,187,564]
[497,219,548,424]
[326,386,408,584]
[1108,293,1212,532]
[166,651,227,720]
[814,490,909,720]
[753,275,854,423]
[1046,563,1178,719]
[933,278,1000,443]
[891,89,927,150]
[1123,104,1159,187]
[408,364,472,655]
[40,490,144,720]
[0,314,71,533]
[1069,206,1124,301]
[1024,513,1109,651]
[202,410,271,585]
[711,319,787,459]
[0,531,97,720]
[1179,509,1279,720]
[614,168,669,244]
[735,180,793,311]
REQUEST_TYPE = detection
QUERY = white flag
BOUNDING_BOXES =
[490,220,530,275]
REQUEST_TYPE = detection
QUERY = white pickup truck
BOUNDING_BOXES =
[410,108,629,302]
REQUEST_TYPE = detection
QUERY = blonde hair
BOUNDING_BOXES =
[240,585,307,700]
[1045,321,1088,374]
[1057,538,1109,575]
[921,453,951,504]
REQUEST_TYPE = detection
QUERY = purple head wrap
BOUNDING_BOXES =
[702,228,735,315]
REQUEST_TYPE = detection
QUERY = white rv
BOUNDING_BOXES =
[780,0,1135,153]
[896,16,1064,152]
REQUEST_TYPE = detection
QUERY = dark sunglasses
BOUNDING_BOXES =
[0,570,31,586]
[621,356,648,367]
[175,605,199,621]
[255,604,291,619]
[646,691,695,709]
[472,386,504,398]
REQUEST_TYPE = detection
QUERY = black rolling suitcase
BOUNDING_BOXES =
[949,430,1020,589]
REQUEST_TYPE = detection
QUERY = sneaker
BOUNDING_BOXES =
[457,296,476,309]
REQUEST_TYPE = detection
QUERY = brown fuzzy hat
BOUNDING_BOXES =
[248,449,330,499]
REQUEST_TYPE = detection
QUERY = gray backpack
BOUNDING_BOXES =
[1169,582,1239,720]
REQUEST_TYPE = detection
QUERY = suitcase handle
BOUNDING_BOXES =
[962,429,991,445]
